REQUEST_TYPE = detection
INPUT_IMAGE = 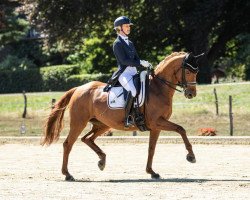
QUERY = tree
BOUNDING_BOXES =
[0,0,29,47]
[134,0,250,83]
[28,0,250,83]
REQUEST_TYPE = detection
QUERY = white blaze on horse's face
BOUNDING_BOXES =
[183,69,197,99]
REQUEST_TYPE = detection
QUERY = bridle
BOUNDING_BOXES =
[152,53,199,93]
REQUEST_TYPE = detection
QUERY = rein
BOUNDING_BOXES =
[155,75,183,92]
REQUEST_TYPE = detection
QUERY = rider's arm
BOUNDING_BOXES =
[130,43,148,70]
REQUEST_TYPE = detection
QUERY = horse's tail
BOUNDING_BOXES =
[41,87,77,146]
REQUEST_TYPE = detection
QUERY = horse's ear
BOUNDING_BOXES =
[194,52,205,61]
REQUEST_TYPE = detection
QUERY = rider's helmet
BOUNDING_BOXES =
[114,16,133,30]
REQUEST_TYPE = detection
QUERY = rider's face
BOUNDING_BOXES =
[121,24,131,35]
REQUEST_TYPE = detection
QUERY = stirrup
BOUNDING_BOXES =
[124,115,134,128]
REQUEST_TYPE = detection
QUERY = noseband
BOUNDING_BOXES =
[154,53,199,92]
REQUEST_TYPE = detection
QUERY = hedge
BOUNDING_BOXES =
[0,65,110,93]
[66,74,110,88]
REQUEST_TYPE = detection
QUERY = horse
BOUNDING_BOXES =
[42,52,201,181]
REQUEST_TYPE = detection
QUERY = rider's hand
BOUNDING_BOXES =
[140,60,151,68]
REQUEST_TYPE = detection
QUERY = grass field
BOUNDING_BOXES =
[0,82,249,137]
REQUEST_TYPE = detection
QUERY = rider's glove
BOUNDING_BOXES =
[140,60,151,68]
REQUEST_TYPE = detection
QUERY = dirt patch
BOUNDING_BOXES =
[0,143,249,199]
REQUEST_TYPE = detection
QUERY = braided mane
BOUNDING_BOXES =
[155,52,186,73]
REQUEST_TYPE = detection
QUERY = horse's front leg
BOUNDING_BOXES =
[146,130,161,179]
[156,117,196,163]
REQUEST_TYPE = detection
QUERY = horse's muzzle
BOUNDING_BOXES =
[184,89,196,99]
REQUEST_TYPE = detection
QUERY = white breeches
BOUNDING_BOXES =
[118,66,137,97]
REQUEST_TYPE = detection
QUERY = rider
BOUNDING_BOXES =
[111,16,151,128]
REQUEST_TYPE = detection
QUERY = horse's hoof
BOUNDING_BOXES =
[98,160,105,171]
[151,173,160,179]
[65,175,75,181]
[186,154,196,163]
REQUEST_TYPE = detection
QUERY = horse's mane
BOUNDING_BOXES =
[155,52,186,73]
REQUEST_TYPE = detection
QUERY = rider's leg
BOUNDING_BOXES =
[124,91,134,127]
[118,67,137,97]
[118,67,137,127]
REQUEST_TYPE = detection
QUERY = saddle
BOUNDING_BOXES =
[104,70,149,131]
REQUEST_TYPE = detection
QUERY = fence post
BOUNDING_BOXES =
[20,121,26,135]
[213,88,219,115]
[22,91,27,118]
[229,95,233,136]
[51,98,56,109]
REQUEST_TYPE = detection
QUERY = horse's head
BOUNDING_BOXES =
[175,53,203,99]
[154,52,204,99]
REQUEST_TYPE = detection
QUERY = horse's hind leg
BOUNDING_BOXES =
[81,124,110,171]
[62,120,87,181]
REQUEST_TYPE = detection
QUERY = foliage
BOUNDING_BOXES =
[0,64,110,93]
[0,0,249,89]
[0,68,43,93]
[0,1,29,47]
[0,1,69,71]
[216,34,250,80]
[235,34,250,80]
[67,35,116,74]
[66,74,110,88]
[27,0,250,83]
[0,54,36,70]
[40,65,81,90]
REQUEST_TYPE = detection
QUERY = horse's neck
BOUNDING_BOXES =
[153,57,181,98]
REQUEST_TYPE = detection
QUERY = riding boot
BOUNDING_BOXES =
[124,92,134,128]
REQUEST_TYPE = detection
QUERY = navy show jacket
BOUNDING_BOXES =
[111,36,141,79]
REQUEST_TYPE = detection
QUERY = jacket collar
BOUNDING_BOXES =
[118,34,128,40]
[117,36,132,49]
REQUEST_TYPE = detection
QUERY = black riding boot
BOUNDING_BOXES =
[124,92,134,128]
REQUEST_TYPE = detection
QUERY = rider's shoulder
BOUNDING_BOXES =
[113,38,122,46]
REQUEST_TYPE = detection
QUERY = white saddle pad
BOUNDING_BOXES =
[107,71,147,109]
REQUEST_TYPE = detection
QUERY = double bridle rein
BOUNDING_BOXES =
[152,53,199,92]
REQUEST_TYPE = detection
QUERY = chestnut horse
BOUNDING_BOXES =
[42,52,200,181]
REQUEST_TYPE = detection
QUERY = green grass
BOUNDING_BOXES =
[0,82,250,137]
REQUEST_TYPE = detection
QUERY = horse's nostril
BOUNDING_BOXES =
[187,93,193,99]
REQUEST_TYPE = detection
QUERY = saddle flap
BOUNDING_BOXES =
[107,71,147,109]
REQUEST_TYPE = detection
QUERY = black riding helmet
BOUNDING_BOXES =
[114,16,133,29]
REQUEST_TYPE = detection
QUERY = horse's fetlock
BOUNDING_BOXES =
[146,167,152,174]
[98,152,106,159]
[61,169,68,175]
